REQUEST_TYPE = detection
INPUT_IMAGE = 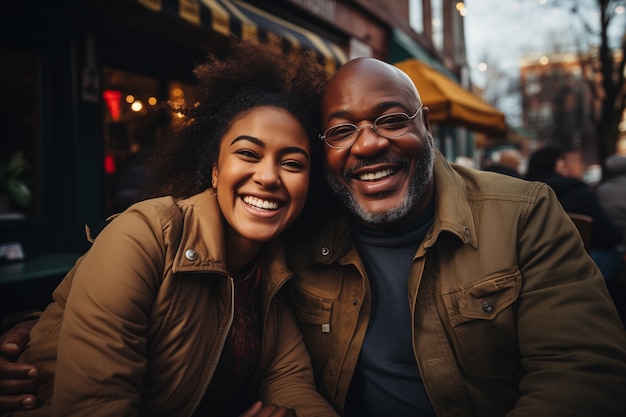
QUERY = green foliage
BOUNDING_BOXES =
[0,151,32,208]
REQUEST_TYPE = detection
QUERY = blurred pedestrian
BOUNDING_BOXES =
[556,146,586,180]
[483,148,523,178]
[526,145,623,279]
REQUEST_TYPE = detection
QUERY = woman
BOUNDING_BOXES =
[3,38,336,417]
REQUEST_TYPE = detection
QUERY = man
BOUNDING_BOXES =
[525,145,623,280]
[285,58,626,416]
[3,57,626,416]
[556,146,586,180]
[483,148,523,178]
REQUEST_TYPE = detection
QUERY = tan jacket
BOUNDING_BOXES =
[286,151,626,416]
[9,190,337,417]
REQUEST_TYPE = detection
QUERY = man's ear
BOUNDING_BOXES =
[422,106,432,135]
[419,106,434,144]
[211,166,218,189]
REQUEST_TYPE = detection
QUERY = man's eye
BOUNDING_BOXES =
[326,125,356,141]
[376,115,407,129]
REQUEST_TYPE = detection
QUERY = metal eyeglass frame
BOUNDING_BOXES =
[319,104,423,149]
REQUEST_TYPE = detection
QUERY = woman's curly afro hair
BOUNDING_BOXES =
[145,37,329,199]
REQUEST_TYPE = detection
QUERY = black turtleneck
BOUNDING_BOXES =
[344,201,436,417]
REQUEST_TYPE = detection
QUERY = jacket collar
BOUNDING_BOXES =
[430,148,479,249]
[311,149,478,266]
[172,189,230,275]
[171,189,294,293]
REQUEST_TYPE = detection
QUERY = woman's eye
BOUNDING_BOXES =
[282,160,306,170]
[236,149,259,159]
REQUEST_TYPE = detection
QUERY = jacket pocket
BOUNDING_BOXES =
[441,271,522,379]
[289,285,334,372]
[291,284,333,325]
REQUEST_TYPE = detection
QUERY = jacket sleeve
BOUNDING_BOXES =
[256,293,340,417]
[51,208,166,417]
[511,183,626,416]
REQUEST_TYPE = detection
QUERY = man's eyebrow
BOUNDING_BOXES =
[325,101,408,123]
[230,135,310,161]
[326,109,350,122]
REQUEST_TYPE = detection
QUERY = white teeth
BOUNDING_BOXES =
[359,168,394,181]
[243,196,279,210]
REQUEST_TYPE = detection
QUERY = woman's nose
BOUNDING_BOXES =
[253,160,281,187]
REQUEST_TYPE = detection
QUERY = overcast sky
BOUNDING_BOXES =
[463,0,625,123]
[464,0,625,80]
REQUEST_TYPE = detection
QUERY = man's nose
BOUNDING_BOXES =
[350,124,390,156]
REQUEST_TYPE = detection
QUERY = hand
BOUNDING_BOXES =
[239,401,295,417]
[0,319,39,411]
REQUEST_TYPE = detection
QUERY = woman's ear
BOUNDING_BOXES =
[211,166,218,189]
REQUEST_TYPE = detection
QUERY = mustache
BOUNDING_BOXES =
[343,157,410,179]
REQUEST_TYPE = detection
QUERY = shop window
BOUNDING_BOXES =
[101,67,197,216]
[0,47,41,221]
[409,0,424,33]
[431,0,444,51]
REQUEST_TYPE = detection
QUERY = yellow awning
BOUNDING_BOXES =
[132,0,347,73]
[394,59,506,135]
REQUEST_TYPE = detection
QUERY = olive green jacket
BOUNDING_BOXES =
[286,150,626,416]
[8,190,337,417]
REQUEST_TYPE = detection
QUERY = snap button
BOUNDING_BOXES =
[321,247,330,256]
[185,249,198,261]
[352,299,358,306]
[482,301,494,313]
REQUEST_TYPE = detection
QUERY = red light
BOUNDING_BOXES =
[104,154,116,174]
[103,90,122,121]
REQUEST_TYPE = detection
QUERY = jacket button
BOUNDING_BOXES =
[482,301,494,313]
[352,299,358,305]
[321,247,330,256]
[185,249,198,261]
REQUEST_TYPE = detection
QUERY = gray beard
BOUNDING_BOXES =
[325,140,435,224]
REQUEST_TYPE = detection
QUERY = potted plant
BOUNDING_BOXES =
[0,150,32,212]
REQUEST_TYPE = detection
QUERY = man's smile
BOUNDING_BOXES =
[357,168,396,181]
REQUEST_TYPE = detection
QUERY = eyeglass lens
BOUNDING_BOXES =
[322,107,420,149]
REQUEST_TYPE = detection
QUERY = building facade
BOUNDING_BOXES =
[520,52,596,159]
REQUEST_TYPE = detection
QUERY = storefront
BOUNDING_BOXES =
[0,0,347,321]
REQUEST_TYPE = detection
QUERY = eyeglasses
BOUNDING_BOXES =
[319,105,423,149]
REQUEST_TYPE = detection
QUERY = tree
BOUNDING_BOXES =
[466,0,625,165]
[562,0,625,164]
[476,51,523,127]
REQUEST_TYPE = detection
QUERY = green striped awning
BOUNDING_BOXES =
[131,0,347,73]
